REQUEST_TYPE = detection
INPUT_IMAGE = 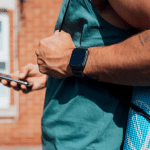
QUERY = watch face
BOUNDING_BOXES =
[69,48,88,69]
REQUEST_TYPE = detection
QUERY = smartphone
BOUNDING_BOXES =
[0,73,33,88]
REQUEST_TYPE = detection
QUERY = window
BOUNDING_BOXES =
[0,21,2,51]
[0,12,10,109]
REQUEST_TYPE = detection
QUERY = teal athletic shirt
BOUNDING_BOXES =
[42,0,137,149]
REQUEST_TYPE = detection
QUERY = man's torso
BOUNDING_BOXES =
[42,0,136,150]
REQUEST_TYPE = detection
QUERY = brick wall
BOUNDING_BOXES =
[0,0,63,146]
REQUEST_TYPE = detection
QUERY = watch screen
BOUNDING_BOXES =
[69,48,88,68]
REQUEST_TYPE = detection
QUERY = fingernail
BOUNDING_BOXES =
[19,73,24,78]
[55,30,59,34]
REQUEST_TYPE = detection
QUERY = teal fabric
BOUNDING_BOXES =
[42,0,135,149]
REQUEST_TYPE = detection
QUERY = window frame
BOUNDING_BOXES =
[0,12,11,112]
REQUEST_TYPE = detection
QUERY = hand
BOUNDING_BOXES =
[35,30,76,78]
[1,63,48,93]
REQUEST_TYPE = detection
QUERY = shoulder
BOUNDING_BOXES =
[108,0,150,30]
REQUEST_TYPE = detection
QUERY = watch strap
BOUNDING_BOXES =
[69,48,88,78]
[71,68,84,78]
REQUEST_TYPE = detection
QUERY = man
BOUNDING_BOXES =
[1,0,150,149]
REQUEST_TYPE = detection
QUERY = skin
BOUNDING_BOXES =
[35,30,75,78]
[1,64,48,93]
[1,0,150,92]
[108,0,150,29]
[84,30,150,86]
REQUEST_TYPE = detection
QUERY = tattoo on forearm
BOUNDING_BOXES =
[139,32,150,46]
[143,32,150,43]
[86,74,100,82]
[139,36,144,46]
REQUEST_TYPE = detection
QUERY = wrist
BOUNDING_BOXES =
[83,46,108,81]
[83,47,98,76]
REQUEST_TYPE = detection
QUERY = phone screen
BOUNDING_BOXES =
[0,73,33,87]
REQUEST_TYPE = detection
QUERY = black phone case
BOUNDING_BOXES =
[0,73,33,87]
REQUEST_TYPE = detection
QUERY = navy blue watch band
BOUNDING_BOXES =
[69,48,88,78]
[71,68,84,78]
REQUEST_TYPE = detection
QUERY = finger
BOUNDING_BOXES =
[19,63,32,80]
[55,30,60,34]
[1,79,12,87]
[10,70,20,79]
[10,81,18,87]
[37,57,45,66]
[1,79,8,85]
[21,85,31,94]
[35,48,40,56]
[22,89,30,94]
[21,84,27,90]
[13,86,21,91]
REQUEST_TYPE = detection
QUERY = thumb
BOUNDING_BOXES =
[19,63,32,79]
[54,30,60,34]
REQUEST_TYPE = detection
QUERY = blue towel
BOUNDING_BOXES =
[124,87,150,150]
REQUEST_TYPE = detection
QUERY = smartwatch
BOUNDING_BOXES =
[69,48,89,78]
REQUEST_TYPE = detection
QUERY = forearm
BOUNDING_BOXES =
[83,30,150,86]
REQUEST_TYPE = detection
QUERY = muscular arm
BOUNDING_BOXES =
[83,30,150,86]
[83,0,150,85]
[108,0,150,29]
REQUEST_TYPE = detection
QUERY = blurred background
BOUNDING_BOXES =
[0,0,62,149]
